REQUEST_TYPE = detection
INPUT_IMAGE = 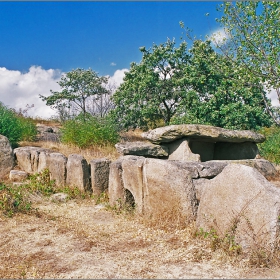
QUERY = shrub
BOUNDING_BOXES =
[60,114,119,148]
[258,126,280,164]
[0,102,37,147]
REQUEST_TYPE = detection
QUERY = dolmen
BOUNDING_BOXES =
[111,124,280,251]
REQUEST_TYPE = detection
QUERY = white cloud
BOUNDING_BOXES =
[107,68,128,88]
[0,66,129,119]
[110,62,116,66]
[0,66,62,119]
[209,28,229,45]
[267,88,279,107]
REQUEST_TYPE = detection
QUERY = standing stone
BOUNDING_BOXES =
[90,158,111,196]
[108,159,125,208]
[0,135,14,179]
[48,153,67,186]
[166,138,201,162]
[14,147,52,174]
[196,164,280,251]
[122,156,145,213]
[66,154,91,192]
[142,158,197,221]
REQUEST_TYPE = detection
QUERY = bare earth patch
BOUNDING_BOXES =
[1,197,280,279]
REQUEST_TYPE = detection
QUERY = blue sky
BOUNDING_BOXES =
[0,1,226,118]
[0,1,223,75]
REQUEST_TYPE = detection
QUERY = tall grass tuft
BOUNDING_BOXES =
[258,125,280,164]
[0,102,37,147]
[60,114,119,148]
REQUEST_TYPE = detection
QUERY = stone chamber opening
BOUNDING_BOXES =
[124,189,136,210]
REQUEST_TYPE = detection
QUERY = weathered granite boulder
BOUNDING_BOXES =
[90,158,111,196]
[9,170,28,182]
[0,135,14,179]
[196,164,280,251]
[66,154,91,192]
[115,141,168,158]
[108,156,228,218]
[48,153,67,186]
[14,147,52,174]
[142,124,265,144]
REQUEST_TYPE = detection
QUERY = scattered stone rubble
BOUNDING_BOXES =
[1,124,280,250]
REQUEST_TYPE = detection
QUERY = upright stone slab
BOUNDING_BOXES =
[142,158,198,221]
[0,135,14,179]
[48,153,67,186]
[90,158,111,196]
[166,138,200,162]
[122,156,145,213]
[196,164,280,250]
[14,147,52,174]
[108,159,125,208]
[66,154,91,192]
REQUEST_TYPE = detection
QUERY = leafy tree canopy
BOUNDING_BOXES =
[40,68,109,121]
[111,38,272,131]
[111,39,190,130]
[215,1,280,125]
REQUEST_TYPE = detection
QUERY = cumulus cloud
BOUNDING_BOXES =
[209,28,229,45]
[0,66,62,119]
[267,88,279,107]
[0,66,128,119]
[107,68,128,88]
[110,62,116,66]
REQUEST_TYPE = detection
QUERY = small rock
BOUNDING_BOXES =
[50,193,68,203]
[9,170,28,182]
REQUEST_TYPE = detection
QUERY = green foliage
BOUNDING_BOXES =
[0,183,33,217]
[0,102,37,147]
[111,39,190,130]
[112,38,271,131]
[197,228,242,255]
[216,1,280,125]
[258,126,280,164]
[172,40,272,130]
[40,68,109,121]
[0,169,94,217]
[60,114,119,148]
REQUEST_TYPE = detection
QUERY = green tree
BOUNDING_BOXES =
[215,1,280,125]
[111,39,191,130]
[172,40,272,130]
[40,68,109,121]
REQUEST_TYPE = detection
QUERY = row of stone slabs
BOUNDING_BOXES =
[116,124,265,162]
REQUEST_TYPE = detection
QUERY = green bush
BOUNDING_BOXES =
[258,126,280,164]
[0,102,37,147]
[0,183,33,217]
[60,114,119,148]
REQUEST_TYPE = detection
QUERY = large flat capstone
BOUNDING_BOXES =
[142,124,265,144]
